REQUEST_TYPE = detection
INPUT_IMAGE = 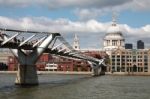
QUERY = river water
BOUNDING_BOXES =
[0,74,150,99]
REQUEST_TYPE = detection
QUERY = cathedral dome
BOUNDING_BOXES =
[104,32,124,40]
[104,22,124,41]
[103,16,125,52]
[107,23,121,33]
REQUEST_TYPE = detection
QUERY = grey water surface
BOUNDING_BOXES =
[0,74,150,99]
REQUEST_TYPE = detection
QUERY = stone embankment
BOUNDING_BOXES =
[0,71,92,75]
[1,71,150,76]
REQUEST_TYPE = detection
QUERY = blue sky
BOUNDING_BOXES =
[0,0,150,49]
[0,5,149,27]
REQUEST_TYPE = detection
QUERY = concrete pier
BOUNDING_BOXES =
[92,67,102,76]
[15,65,38,85]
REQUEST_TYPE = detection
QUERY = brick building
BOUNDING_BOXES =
[7,50,108,71]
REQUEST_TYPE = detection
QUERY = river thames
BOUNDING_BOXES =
[0,74,150,99]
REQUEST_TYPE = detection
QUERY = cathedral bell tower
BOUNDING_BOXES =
[73,34,80,50]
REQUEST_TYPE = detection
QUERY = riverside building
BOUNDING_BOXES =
[110,48,150,73]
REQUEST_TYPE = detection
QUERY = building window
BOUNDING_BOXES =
[117,67,120,72]
[112,40,117,46]
[121,67,125,72]
[122,55,125,58]
[144,59,148,62]
[117,59,120,61]
[107,40,109,46]
[112,63,115,65]
[144,67,148,72]
[144,52,148,54]
[117,55,120,58]
[144,63,148,66]
[138,56,142,58]
[112,66,115,72]
[122,63,125,65]
[120,40,122,46]
[112,55,115,58]
[112,40,115,46]
[117,63,120,65]
[112,59,115,61]
[133,56,136,59]
[144,55,148,59]
[122,59,125,61]
[127,59,129,61]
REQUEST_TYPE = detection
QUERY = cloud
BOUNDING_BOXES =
[1,0,149,21]
[75,0,150,20]
[0,0,33,7]
[142,25,150,32]
[0,16,108,33]
[45,0,131,9]
[0,0,149,16]
[129,0,150,11]
[75,9,98,21]
[0,16,150,48]
[0,0,131,9]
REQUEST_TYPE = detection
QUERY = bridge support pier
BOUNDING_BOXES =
[92,66,102,76]
[15,65,38,85]
[3,34,54,86]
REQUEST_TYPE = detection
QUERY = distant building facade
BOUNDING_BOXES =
[137,40,144,49]
[125,43,133,49]
[0,49,13,70]
[109,48,150,73]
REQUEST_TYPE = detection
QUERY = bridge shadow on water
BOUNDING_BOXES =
[0,74,96,91]
[37,74,94,88]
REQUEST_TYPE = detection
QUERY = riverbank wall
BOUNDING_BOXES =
[108,72,150,76]
[0,71,150,76]
[0,71,92,75]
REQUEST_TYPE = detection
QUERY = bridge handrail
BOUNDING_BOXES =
[0,28,58,34]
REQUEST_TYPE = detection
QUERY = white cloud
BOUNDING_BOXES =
[0,16,150,36]
[142,25,150,32]
[0,16,108,33]
[75,9,98,21]
[0,16,150,48]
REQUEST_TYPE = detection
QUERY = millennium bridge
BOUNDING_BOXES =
[0,28,106,85]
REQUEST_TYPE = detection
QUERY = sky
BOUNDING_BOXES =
[0,0,150,49]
